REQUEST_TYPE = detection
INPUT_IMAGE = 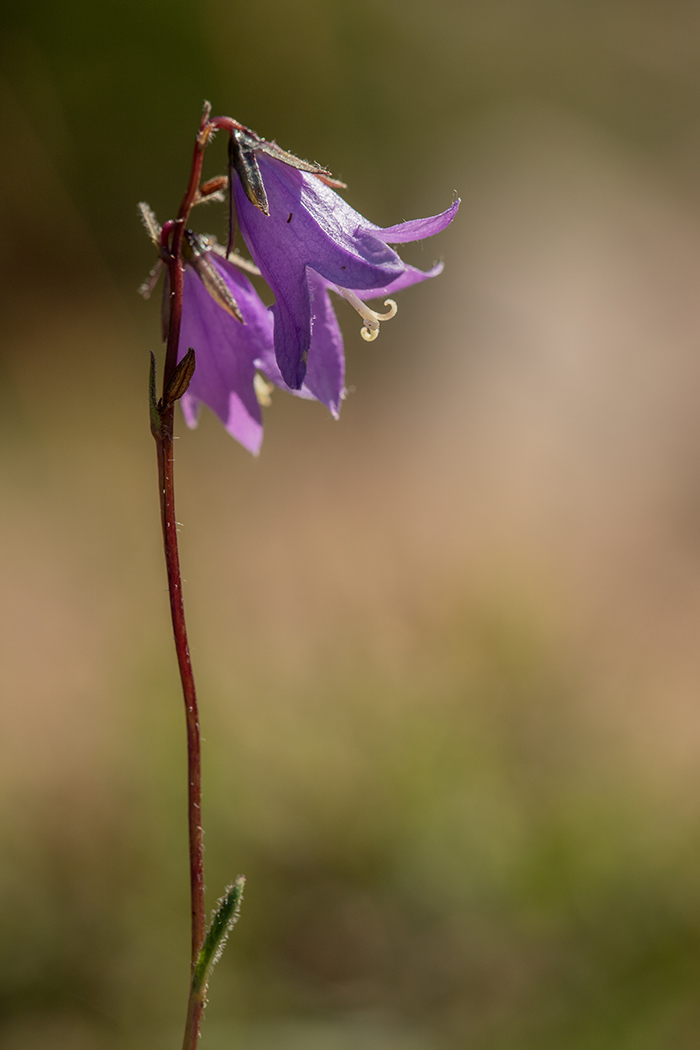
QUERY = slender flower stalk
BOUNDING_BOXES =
[159,110,210,965]
[143,103,456,1050]
[148,103,239,1050]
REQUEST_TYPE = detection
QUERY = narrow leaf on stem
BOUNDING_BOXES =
[193,877,246,995]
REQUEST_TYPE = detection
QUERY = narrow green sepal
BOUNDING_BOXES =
[193,877,245,994]
[149,352,161,436]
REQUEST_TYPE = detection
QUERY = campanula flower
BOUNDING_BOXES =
[178,241,352,453]
[140,119,458,453]
[228,128,460,389]
[140,204,269,453]
[178,235,354,454]
[177,237,273,454]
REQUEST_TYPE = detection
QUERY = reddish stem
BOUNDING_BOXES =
[209,115,247,135]
[155,419,204,965]
[155,420,206,1050]
[152,107,216,1050]
[164,120,211,392]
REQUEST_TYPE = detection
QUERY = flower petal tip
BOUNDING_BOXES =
[180,393,201,430]
[226,419,263,456]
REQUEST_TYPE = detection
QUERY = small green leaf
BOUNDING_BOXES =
[193,877,245,995]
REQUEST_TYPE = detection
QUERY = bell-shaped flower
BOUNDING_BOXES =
[139,210,345,454]
[175,236,272,454]
[177,234,351,454]
[229,130,459,389]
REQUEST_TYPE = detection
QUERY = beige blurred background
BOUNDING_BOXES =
[3,2,700,1047]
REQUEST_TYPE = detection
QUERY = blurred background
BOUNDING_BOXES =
[3,1,700,1047]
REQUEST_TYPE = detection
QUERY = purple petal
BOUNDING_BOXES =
[180,390,202,428]
[177,259,272,454]
[254,342,315,402]
[256,269,345,416]
[234,157,405,386]
[234,155,458,388]
[246,157,405,285]
[351,260,445,301]
[303,269,345,416]
[372,199,461,244]
[269,286,311,390]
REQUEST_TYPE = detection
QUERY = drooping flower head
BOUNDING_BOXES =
[177,236,346,454]
[177,235,274,455]
[139,207,326,455]
[226,124,460,390]
[140,115,458,452]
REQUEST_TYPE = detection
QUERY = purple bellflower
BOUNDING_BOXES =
[177,237,275,455]
[178,247,349,455]
[140,121,458,452]
[139,208,338,455]
[228,127,460,390]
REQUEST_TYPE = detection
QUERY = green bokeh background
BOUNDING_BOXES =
[3,2,700,1048]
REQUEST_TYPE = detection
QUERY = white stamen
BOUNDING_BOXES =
[254,373,274,408]
[336,287,398,341]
